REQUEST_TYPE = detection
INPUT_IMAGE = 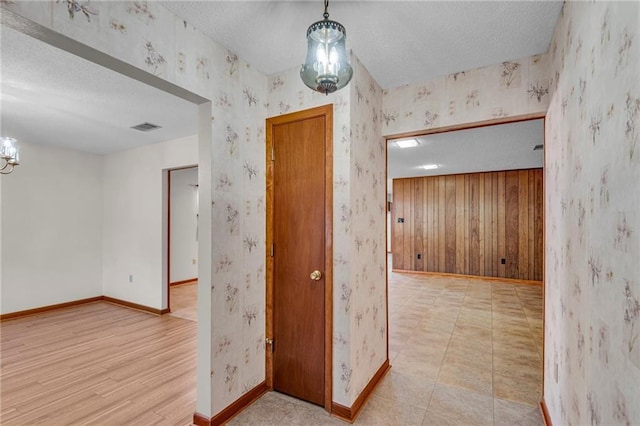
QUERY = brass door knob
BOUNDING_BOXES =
[310,270,322,281]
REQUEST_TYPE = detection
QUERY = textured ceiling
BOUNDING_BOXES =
[388,119,544,182]
[0,25,197,155]
[161,1,563,89]
[0,1,559,160]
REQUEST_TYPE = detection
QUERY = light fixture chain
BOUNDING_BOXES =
[323,0,329,19]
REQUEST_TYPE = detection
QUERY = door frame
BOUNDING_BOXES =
[384,111,546,390]
[166,165,199,313]
[265,104,334,412]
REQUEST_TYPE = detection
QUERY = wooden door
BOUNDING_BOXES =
[266,105,333,409]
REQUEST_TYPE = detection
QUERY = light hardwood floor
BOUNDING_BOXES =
[1,272,542,425]
[169,282,197,322]
[0,302,197,425]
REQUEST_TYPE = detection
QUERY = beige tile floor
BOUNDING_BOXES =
[229,268,544,425]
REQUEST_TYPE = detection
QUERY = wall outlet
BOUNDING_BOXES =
[192,258,197,265]
[501,258,506,264]
[129,274,133,283]
[416,253,422,260]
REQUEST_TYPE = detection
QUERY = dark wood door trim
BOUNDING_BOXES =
[265,104,333,412]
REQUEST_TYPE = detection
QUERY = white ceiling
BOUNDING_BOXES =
[0,1,560,158]
[388,119,543,182]
[0,25,197,155]
[161,1,563,89]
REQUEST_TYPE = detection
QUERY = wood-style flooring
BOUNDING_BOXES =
[0,302,196,425]
[169,282,197,322]
[1,272,542,425]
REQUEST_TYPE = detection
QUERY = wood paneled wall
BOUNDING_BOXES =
[391,169,543,281]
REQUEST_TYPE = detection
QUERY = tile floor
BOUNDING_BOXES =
[229,269,544,425]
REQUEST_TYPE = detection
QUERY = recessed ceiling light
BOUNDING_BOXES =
[420,164,439,170]
[394,139,420,148]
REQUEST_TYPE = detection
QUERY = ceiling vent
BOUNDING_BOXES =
[131,122,162,132]
[533,144,544,151]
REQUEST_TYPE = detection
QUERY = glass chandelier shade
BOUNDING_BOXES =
[0,137,19,175]
[300,1,353,95]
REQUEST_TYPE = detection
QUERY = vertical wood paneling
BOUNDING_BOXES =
[414,179,424,271]
[438,177,446,272]
[505,171,520,279]
[528,170,535,281]
[445,176,457,273]
[402,179,412,270]
[478,174,485,277]
[425,178,434,271]
[391,169,543,280]
[518,170,529,279]
[469,173,480,276]
[392,179,404,269]
[534,170,544,281]
[455,175,465,275]
[497,172,506,278]
[491,173,498,277]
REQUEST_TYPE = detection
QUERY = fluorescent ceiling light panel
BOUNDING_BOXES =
[420,164,439,170]
[395,139,419,148]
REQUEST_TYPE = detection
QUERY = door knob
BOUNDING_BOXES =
[310,270,322,281]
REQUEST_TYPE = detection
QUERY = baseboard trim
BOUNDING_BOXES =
[194,381,268,426]
[170,278,197,286]
[0,296,103,321]
[540,398,552,426]
[331,359,390,423]
[391,269,543,286]
[102,296,170,315]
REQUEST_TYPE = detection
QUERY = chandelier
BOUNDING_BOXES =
[300,0,353,95]
[1,137,20,175]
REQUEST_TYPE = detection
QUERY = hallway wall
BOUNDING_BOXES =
[544,2,640,424]
[0,143,103,314]
[102,135,197,310]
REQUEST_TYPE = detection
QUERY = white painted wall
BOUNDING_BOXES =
[169,167,198,283]
[102,135,197,310]
[0,142,103,314]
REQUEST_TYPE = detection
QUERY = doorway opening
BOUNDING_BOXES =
[385,115,546,408]
[167,166,199,321]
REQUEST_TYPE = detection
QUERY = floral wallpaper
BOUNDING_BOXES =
[6,0,637,422]
[267,52,387,407]
[382,53,550,136]
[544,2,640,425]
[1,0,267,417]
[347,55,387,403]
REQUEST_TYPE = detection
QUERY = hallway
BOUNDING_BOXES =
[230,271,543,425]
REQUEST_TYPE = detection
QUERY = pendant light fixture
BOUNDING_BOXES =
[300,0,353,95]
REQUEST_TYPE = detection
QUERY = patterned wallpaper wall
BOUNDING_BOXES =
[267,53,387,406]
[6,1,637,422]
[2,0,268,416]
[347,56,387,404]
[545,2,640,424]
[382,53,550,136]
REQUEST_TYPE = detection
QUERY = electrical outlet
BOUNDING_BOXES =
[501,258,506,264]
[417,253,422,260]
[129,274,133,283]
[192,258,197,265]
